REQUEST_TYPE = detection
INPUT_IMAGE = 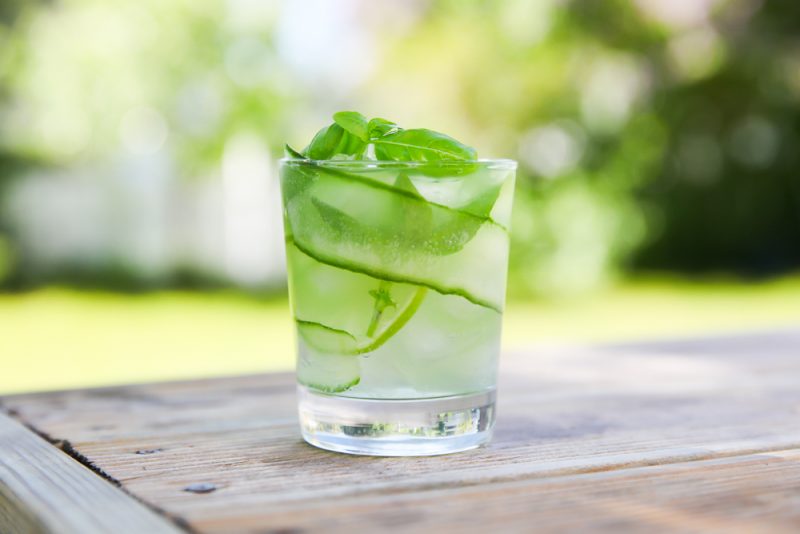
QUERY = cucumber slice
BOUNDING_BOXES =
[295,285,427,356]
[296,346,361,393]
[287,243,423,343]
[284,168,509,312]
[296,320,363,354]
[408,169,509,223]
[280,160,317,205]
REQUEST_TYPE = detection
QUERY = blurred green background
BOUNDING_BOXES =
[1,0,799,393]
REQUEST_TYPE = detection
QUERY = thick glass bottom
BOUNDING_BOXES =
[297,386,496,456]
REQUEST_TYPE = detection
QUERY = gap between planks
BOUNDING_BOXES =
[0,413,184,534]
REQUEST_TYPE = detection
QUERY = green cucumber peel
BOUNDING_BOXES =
[296,286,428,356]
[300,377,361,394]
[298,162,507,231]
[288,237,501,313]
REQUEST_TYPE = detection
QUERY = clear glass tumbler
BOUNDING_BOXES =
[279,158,516,455]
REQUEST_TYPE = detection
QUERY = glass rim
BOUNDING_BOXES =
[279,158,517,170]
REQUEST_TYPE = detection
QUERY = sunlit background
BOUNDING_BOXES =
[2,0,799,393]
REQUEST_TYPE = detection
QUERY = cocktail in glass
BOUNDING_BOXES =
[279,158,516,455]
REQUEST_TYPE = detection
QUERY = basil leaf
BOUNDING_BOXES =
[333,111,369,142]
[284,144,306,159]
[303,123,366,160]
[368,117,401,140]
[374,128,477,162]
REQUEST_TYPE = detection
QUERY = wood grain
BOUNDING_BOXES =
[0,413,181,534]
[197,449,800,533]
[3,328,800,533]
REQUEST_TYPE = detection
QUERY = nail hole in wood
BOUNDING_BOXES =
[184,482,217,494]
[135,448,164,455]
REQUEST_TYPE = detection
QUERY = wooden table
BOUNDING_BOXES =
[2,329,800,533]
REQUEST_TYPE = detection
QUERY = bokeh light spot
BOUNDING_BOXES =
[519,122,586,179]
[728,116,779,169]
[120,106,168,155]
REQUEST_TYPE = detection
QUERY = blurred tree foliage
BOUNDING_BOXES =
[634,2,800,276]
[0,0,798,294]
[365,0,800,293]
[0,0,37,283]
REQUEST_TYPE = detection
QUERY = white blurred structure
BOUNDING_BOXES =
[5,139,286,288]
[221,133,285,286]
[0,0,424,288]
[0,0,407,288]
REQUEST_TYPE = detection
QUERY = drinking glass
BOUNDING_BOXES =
[279,158,516,455]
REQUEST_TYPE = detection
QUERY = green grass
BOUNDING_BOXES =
[2,277,799,394]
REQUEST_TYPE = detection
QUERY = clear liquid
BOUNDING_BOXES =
[297,281,502,399]
[282,162,514,401]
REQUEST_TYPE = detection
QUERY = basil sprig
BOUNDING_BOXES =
[286,111,478,164]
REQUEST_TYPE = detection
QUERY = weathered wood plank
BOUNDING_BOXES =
[194,449,800,533]
[0,413,183,534]
[3,328,800,532]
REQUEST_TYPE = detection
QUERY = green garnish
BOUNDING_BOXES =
[285,111,477,163]
[286,112,490,393]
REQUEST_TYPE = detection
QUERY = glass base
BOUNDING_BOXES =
[297,386,496,456]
